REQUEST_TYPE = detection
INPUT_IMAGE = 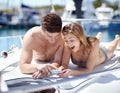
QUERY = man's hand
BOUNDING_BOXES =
[32,64,57,79]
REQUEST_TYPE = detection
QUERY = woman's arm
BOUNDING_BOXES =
[84,40,100,72]
[59,40,100,77]
[52,42,64,67]
[61,45,71,69]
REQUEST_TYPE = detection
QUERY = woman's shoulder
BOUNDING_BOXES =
[87,37,99,46]
[87,37,99,42]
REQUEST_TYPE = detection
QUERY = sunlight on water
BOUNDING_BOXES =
[0,22,120,55]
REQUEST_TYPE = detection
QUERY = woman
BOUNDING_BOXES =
[60,22,120,77]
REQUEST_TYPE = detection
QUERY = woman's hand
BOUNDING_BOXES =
[58,66,65,70]
[59,69,73,77]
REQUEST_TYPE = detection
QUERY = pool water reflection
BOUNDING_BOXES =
[88,29,120,42]
[0,26,120,56]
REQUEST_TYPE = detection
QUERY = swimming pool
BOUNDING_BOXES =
[88,28,120,42]
[0,25,120,41]
[0,22,120,56]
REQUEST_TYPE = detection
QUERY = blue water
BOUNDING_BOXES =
[87,29,120,42]
[0,24,120,56]
[0,28,28,37]
[0,36,22,54]
[81,21,120,42]
[0,28,28,55]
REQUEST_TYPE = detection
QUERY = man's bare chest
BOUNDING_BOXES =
[35,43,58,54]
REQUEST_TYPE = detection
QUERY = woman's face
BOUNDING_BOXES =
[64,33,80,52]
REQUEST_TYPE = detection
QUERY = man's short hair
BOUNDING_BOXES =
[41,13,62,33]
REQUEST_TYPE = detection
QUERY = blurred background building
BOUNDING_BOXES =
[0,0,120,28]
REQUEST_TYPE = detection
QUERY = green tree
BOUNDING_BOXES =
[93,0,119,10]
[93,0,103,8]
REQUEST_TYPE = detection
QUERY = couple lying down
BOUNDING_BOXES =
[57,22,120,77]
[34,22,120,78]
[20,13,120,79]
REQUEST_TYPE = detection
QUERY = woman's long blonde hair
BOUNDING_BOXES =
[62,22,98,60]
[62,22,90,49]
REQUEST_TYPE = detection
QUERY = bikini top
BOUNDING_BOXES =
[71,55,86,68]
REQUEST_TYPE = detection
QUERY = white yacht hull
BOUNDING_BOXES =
[0,42,120,93]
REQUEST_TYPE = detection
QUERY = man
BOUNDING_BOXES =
[20,13,64,79]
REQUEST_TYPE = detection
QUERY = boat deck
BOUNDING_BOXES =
[0,42,120,93]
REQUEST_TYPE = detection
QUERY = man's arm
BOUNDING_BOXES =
[20,48,38,74]
[20,34,38,74]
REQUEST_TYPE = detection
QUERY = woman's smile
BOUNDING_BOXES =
[70,46,75,50]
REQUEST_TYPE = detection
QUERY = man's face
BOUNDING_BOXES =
[44,31,61,44]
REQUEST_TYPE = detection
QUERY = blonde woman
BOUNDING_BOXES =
[60,22,120,77]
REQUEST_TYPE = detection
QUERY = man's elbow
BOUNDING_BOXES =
[19,63,27,74]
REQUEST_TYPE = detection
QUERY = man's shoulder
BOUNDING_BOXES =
[57,37,64,45]
[25,26,42,36]
[29,26,41,32]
